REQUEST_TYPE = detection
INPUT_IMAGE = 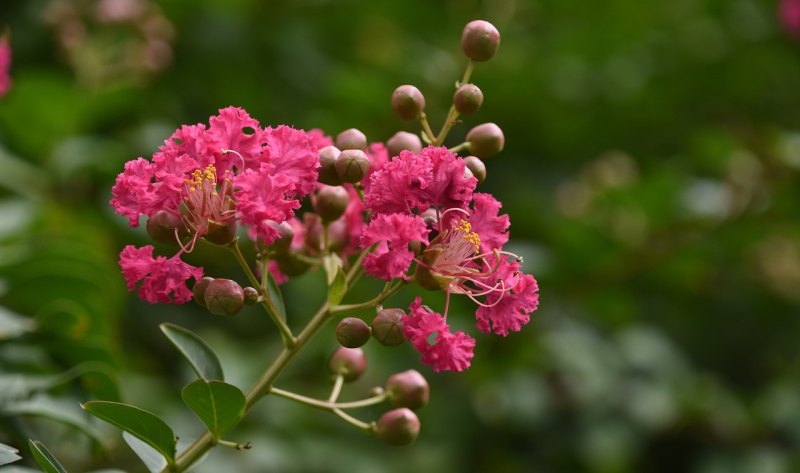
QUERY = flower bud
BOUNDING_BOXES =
[146,210,186,244]
[461,20,500,62]
[466,123,505,158]
[243,287,259,305]
[420,208,438,227]
[335,128,368,151]
[453,83,484,115]
[386,370,430,410]
[391,85,426,121]
[462,155,486,183]
[314,185,350,223]
[192,277,214,307]
[335,149,370,183]
[371,308,406,346]
[386,131,423,157]
[203,220,238,245]
[203,278,244,316]
[336,317,371,348]
[265,221,294,254]
[328,347,367,382]
[376,408,420,446]
[318,145,343,186]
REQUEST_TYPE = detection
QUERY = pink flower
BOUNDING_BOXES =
[475,258,539,336]
[360,213,429,281]
[207,106,268,171]
[0,35,11,98]
[110,158,155,227]
[365,146,476,215]
[264,125,320,197]
[362,142,389,191]
[234,164,300,244]
[404,298,475,372]
[119,245,203,304]
[781,0,800,37]
[306,128,334,149]
[467,193,509,252]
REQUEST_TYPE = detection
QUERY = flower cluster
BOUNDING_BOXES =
[361,146,539,372]
[112,106,321,303]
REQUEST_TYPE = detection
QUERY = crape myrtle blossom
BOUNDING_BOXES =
[112,106,321,304]
[362,146,539,372]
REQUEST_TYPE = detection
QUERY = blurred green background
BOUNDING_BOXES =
[2,0,800,472]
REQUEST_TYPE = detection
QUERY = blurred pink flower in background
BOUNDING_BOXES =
[780,0,800,37]
[0,34,11,98]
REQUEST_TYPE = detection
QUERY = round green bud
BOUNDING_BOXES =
[243,287,259,305]
[318,145,343,186]
[336,317,371,348]
[275,253,311,277]
[391,85,426,121]
[462,155,486,183]
[328,347,367,382]
[192,276,214,307]
[371,308,406,346]
[146,210,187,244]
[314,185,351,223]
[453,83,484,115]
[466,123,505,158]
[335,128,368,151]
[461,20,500,62]
[376,408,420,446]
[203,279,244,316]
[335,149,371,183]
[386,370,430,410]
[386,131,423,157]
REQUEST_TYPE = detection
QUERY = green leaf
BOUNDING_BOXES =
[0,442,21,466]
[181,379,245,440]
[322,254,343,286]
[122,432,167,473]
[327,267,347,306]
[82,401,175,465]
[159,323,224,381]
[265,270,286,320]
[28,440,67,473]
[5,397,104,450]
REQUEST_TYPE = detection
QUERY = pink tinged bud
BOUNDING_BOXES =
[318,145,344,186]
[371,308,406,346]
[420,208,439,228]
[376,408,420,446]
[192,277,214,307]
[466,123,505,158]
[391,85,426,121]
[265,221,294,253]
[203,220,237,245]
[461,20,500,62]
[336,317,371,348]
[243,287,259,305]
[146,210,187,244]
[203,278,244,316]
[328,347,368,382]
[462,156,486,183]
[335,149,371,183]
[314,185,351,223]
[385,370,429,410]
[453,83,484,115]
[386,131,423,157]
[335,128,368,151]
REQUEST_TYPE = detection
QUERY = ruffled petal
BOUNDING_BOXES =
[360,213,429,281]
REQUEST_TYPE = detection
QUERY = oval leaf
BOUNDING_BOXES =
[28,440,67,473]
[0,442,21,466]
[159,323,224,381]
[122,432,167,473]
[82,401,175,465]
[181,379,245,440]
[327,267,347,306]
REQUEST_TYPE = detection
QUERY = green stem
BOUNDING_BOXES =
[434,59,475,146]
[330,281,405,316]
[166,251,367,472]
[328,374,344,403]
[269,387,389,410]
[217,439,251,450]
[448,142,470,154]
[419,112,436,144]
[228,240,295,346]
[333,408,375,432]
